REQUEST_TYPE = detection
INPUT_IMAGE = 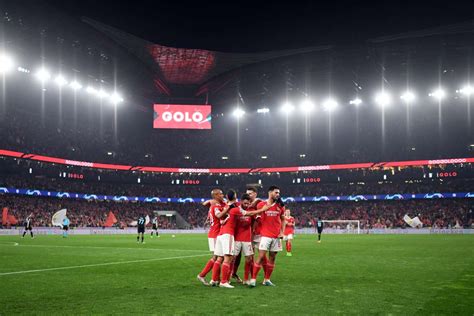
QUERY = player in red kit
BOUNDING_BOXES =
[210,192,253,288]
[232,186,262,283]
[197,189,227,285]
[283,209,295,256]
[233,193,255,285]
[248,186,286,287]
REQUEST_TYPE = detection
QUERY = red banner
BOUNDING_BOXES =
[7,214,17,225]
[2,207,8,225]
[104,211,118,227]
[153,104,212,129]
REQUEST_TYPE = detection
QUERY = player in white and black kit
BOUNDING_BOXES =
[151,216,159,238]
[22,214,34,238]
[137,215,146,244]
[316,217,324,243]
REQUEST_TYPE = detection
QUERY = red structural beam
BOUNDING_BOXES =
[0,149,472,174]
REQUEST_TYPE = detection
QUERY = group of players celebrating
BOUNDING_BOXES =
[197,185,295,288]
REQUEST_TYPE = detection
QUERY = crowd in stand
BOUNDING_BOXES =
[1,194,472,230]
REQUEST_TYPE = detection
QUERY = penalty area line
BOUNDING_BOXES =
[0,253,209,276]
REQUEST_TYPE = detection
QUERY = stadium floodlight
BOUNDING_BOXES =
[86,86,97,94]
[109,92,124,104]
[261,156,268,159]
[299,154,306,158]
[221,156,229,160]
[69,81,83,90]
[375,91,392,107]
[54,75,68,87]
[457,85,474,96]
[281,102,294,114]
[300,99,315,113]
[17,67,30,73]
[322,98,338,112]
[0,54,14,73]
[429,88,446,100]
[349,98,362,106]
[35,68,51,82]
[400,91,416,104]
[257,107,270,114]
[232,108,245,118]
[97,89,109,98]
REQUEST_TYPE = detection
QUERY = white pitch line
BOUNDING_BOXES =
[1,243,208,253]
[0,253,209,276]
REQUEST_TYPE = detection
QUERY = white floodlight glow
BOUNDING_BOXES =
[400,91,416,103]
[0,54,14,73]
[375,91,392,107]
[97,89,109,98]
[257,107,270,114]
[54,75,68,87]
[300,99,315,113]
[222,156,229,160]
[281,102,294,114]
[17,66,30,73]
[458,85,474,96]
[299,154,306,158]
[322,98,338,111]
[109,92,124,104]
[86,86,97,94]
[429,88,446,100]
[232,108,245,118]
[261,156,268,159]
[35,68,51,82]
[69,81,83,90]
[349,98,362,106]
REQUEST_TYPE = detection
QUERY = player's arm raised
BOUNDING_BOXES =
[242,202,273,216]
[215,200,236,219]
[279,212,287,239]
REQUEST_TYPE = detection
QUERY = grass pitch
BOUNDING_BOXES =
[0,233,473,315]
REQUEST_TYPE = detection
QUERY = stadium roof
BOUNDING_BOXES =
[82,17,331,96]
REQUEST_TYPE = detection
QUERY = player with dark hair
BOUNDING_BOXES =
[197,188,226,285]
[316,217,324,243]
[22,213,34,238]
[243,185,286,287]
[234,193,255,285]
[231,186,262,283]
[137,215,146,244]
[151,216,159,238]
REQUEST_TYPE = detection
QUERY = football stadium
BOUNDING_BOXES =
[0,1,473,314]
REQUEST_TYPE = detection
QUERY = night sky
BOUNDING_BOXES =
[42,0,474,53]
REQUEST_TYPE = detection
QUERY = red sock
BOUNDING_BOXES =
[211,261,221,282]
[264,262,275,280]
[261,255,268,275]
[286,241,292,252]
[199,259,215,277]
[221,262,231,284]
[251,262,262,279]
[244,260,252,281]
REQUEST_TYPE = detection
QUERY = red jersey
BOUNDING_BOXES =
[235,211,253,242]
[207,201,227,238]
[253,216,262,236]
[257,200,285,238]
[284,216,295,235]
[218,207,243,236]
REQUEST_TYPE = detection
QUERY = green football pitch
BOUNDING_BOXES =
[0,233,473,315]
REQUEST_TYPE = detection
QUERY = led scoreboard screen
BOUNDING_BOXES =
[153,104,212,129]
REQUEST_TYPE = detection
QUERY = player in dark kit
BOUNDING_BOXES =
[316,217,324,243]
[151,216,159,238]
[22,213,34,238]
[137,215,146,244]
